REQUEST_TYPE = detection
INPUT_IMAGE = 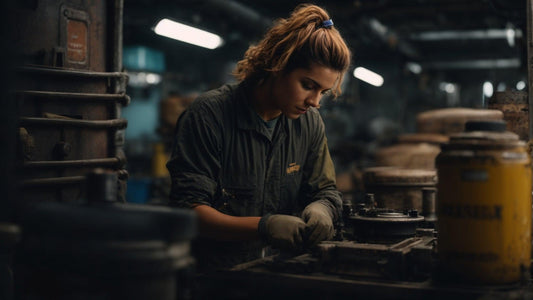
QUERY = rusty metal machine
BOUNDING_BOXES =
[3,1,197,299]
[13,0,129,206]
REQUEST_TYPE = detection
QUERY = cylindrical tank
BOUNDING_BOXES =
[416,108,503,135]
[436,120,531,284]
[12,0,129,205]
[375,133,448,170]
[363,167,437,212]
[15,201,196,300]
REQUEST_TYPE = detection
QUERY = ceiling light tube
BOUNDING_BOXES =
[154,18,224,50]
[353,67,384,87]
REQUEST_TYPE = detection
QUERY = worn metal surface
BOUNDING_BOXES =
[488,91,528,141]
[13,1,106,71]
[437,125,531,284]
[416,108,503,135]
[198,232,533,299]
[363,168,437,211]
[526,0,533,141]
[348,209,425,243]
[13,0,129,204]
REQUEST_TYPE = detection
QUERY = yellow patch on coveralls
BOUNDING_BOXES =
[286,162,301,174]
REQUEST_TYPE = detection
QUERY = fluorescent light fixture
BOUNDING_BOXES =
[506,27,515,47]
[353,67,384,87]
[406,62,422,74]
[444,83,455,93]
[127,72,162,88]
[483,81,493,98]
[409,29,523,41]
[154,18,224,49]
[145,73,162,85]
[421,58,520,70]
[439,82,456,93]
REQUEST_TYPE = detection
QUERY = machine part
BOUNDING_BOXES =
[12,0,129,205]
[436,120,532,284]
[363,167,437,211]
[19,117,127,129]
[416,108,503,135]
[349,208,425,243]
[15,201,196,300]
[421,188,437,227]
[86,169,118,203]
[18,128,34,161]
[17,90,130,106]
[23,157,123,169]
[0,223,20,300]
[20,176,86,188]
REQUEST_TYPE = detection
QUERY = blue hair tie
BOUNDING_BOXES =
[321,19,334,28]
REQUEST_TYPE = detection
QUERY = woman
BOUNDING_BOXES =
[167,3,351,271]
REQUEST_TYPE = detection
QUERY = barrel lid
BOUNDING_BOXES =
[363,167,437,186]
[464,120,506,132]
[20,202,197,242]
[397,133,449,144]
[417,108,503,122]
[447,120,523,148]
[416,108,503,134]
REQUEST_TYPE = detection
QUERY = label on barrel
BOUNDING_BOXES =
[440,204,502,220]
[461,169,488,181]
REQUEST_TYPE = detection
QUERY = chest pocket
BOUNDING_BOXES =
[279,171,303,214]
[218,175,257,217]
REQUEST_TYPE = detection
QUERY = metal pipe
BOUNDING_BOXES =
[23,157,122,169]
[526,0,533,140]
[15,66,127,78]
[205,0,271,32]
[16,90,130,106]
[21,176,86,188]
[19,117,127,129]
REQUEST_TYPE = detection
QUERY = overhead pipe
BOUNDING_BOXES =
[204,0,272,33]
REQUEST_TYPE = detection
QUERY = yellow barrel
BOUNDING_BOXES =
[436,120,531,284]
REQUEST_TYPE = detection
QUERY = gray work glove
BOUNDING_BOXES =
[258,214,306,251]
[301,202,334,246]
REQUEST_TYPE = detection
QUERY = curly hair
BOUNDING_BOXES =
[233,4,351,97]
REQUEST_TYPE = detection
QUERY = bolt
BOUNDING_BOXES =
[53,141,72,159]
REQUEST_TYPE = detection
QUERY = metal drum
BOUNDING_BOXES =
[363,167,437,212]
[416,108,503,135]
[15,201,197,300]
[375,133,448,170]
[436,120,531,284]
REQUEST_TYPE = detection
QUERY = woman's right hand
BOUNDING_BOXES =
[259,214,306,251]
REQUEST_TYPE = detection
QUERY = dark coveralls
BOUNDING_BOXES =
[166,81,342,271]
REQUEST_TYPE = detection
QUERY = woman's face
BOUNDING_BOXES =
[271,62,340,120]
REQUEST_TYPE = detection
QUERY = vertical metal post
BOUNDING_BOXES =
[528,0,533,140]
[109,0,128,202]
